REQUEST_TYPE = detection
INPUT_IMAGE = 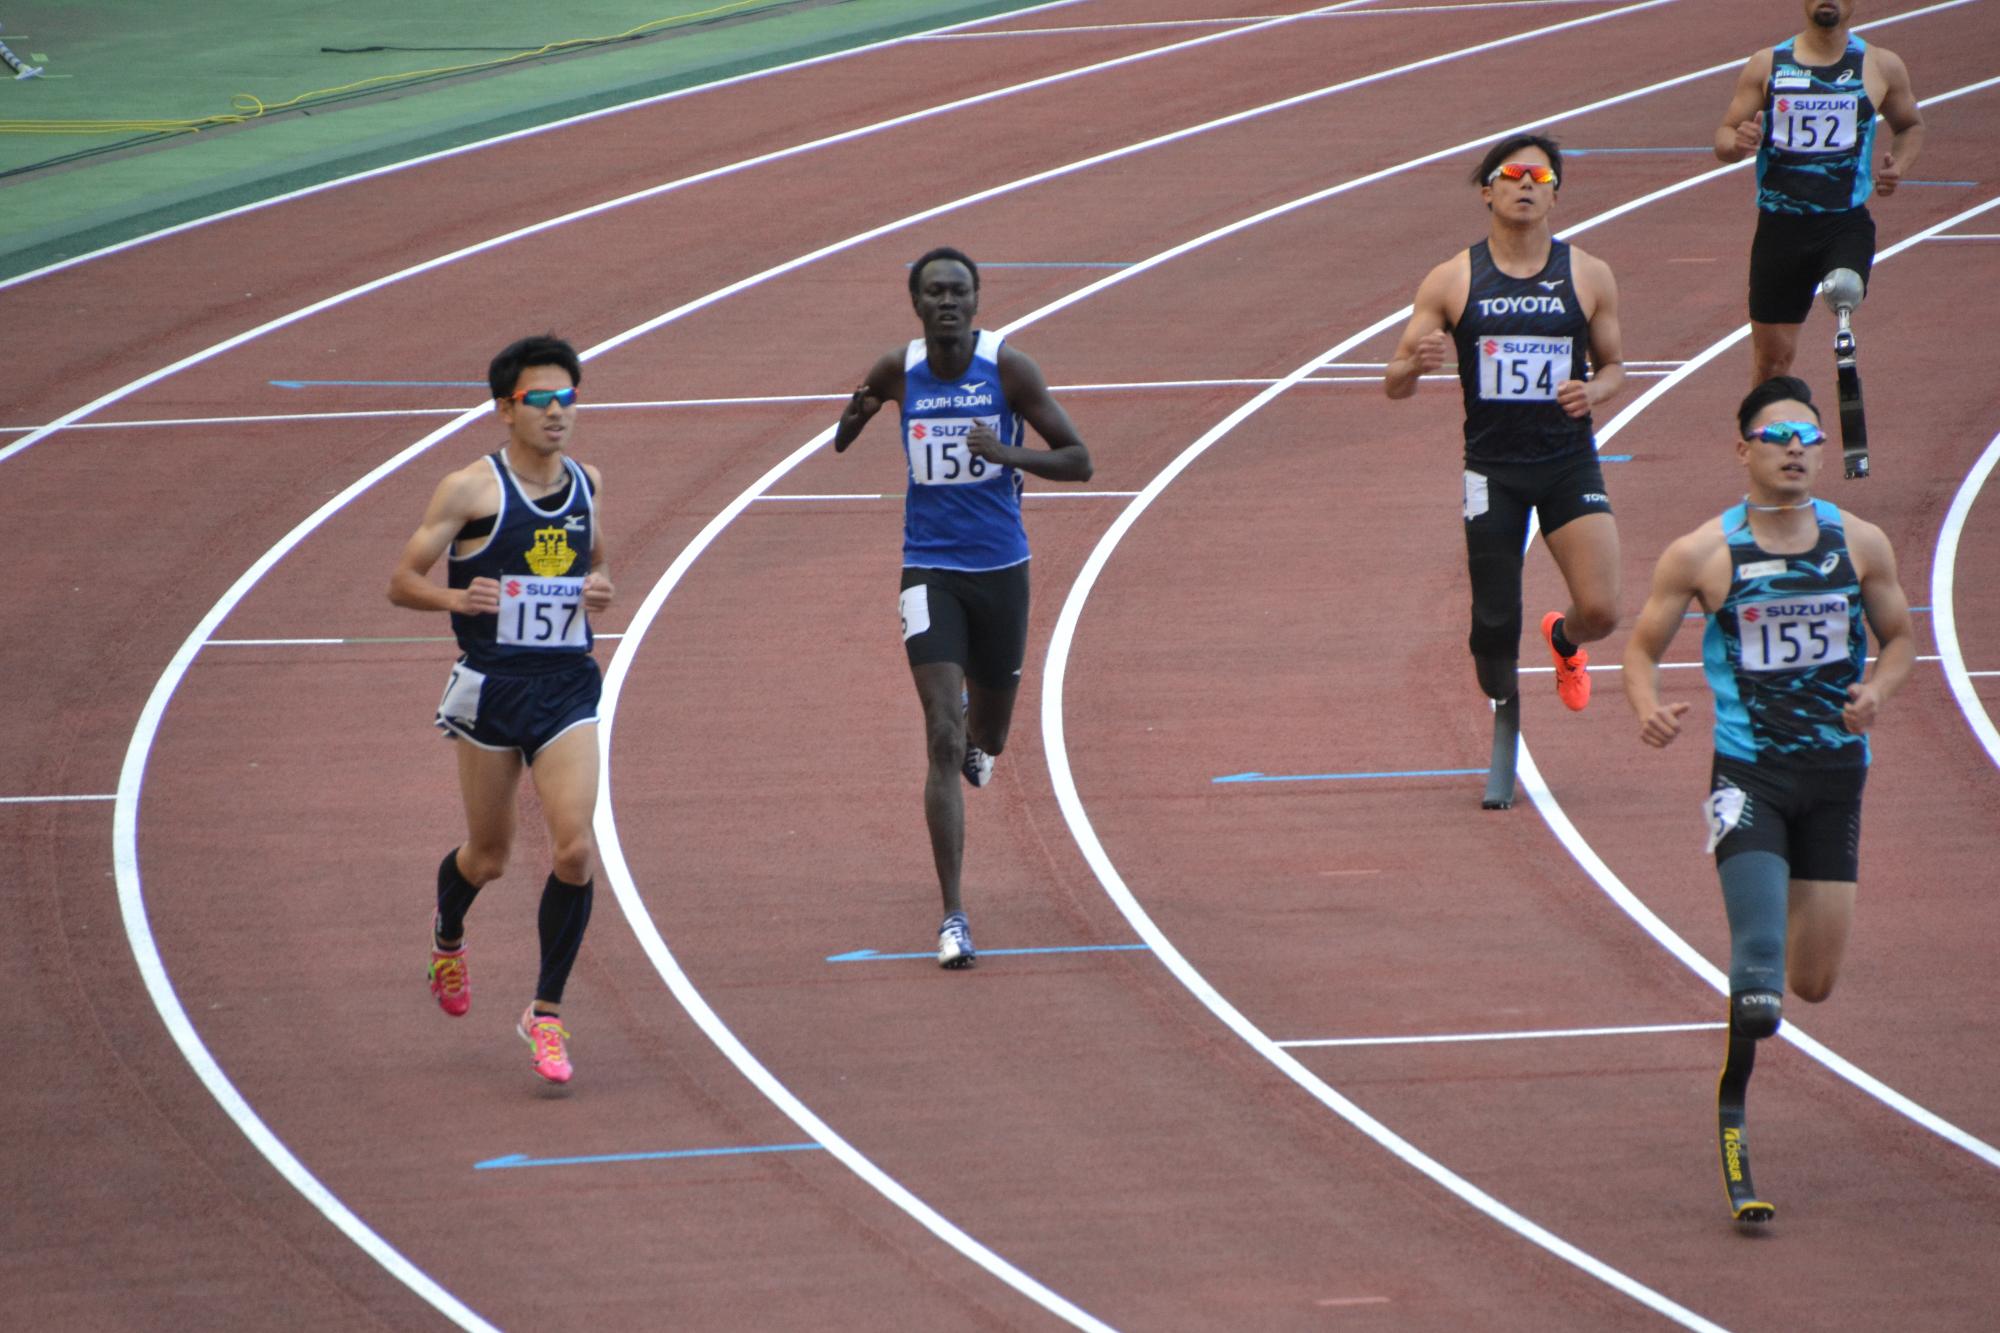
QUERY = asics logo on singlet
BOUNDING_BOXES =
[1819,552,1840,575]
[1474,295,1568,316]
[912,392,993,410]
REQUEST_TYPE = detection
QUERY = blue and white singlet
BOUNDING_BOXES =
[1702,500,1869,767]
[448,453,597,674]
[900,330,1029,571]
[1757,36,1878,215]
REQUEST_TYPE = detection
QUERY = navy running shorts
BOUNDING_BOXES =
[434,654,601,762]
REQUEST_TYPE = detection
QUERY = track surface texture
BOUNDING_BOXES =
[4,2,1997,1329]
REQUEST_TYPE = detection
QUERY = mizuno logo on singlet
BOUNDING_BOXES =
[1474,295,1568,316]
[1538,279,1565,291]
[959,380,987,394]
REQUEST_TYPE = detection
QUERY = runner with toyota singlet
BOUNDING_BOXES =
[1715,0,1924,475]
[833,246,1092,969]
[1384,134,1626,810]
[389,334,612,1085]
[1623,375,1913,1223]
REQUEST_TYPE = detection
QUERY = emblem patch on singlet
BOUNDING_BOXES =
[526,527,580,576]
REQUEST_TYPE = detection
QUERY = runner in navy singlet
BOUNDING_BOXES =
[833,247,1093,968]
[1384,135,1627,808]
[1715,0,1924,385]
[1623,377,1913,1215]
[389,335,614,1084]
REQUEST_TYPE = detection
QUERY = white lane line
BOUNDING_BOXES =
[0,0,1096,291]
[1280,1021,1726,1047]
[1929,425,2000,768]
[1511,193,2000,1173]
[1,793,117,804]
[594,10,1980,1325]
[0,364,1696,435]
[2,0,1395,467]
[1032,38,1992,1333]
[920,0,1619,37]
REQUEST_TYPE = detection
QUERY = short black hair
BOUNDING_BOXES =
[908,246,980,304]
[488,334,582,400]
[1472,134,1564,188]
[1737,375,1821,437]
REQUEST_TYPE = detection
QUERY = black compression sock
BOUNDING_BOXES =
[535,874,595,1005]
[435,848,483,944]
[1549,616,1580,659]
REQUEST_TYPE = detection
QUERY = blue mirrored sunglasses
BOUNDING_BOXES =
[1748,420,1824,446]
[511,386,577,409]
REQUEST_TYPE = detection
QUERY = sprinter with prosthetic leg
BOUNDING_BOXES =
[1385,134,1627,809]
[1714,0,1923,479]
[1623,377,1913,1223]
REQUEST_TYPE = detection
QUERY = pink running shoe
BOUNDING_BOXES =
[518,1006,573,1084]
[427,932,470,1018]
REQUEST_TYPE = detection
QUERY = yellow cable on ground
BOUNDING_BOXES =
[0,0,774,137]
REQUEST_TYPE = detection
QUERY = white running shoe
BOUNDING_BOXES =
[937,912,976,969]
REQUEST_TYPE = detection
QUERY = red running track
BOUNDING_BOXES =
[4,1,1998,1328]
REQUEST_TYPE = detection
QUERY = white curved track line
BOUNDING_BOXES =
[112,404,500,1333]
[1515,189,2000,1171]
[1034,46,1997,1331]
[1931,427,2000,767]
[0,0,1629,471]
[1038,322,1725,1332]
[103,5,1695,1325]
[0,0,1095,292]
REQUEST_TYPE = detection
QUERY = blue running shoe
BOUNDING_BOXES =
[937,912,976,969]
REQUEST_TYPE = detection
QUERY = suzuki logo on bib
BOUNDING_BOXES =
[505,579,522,597]
[911,422,927,440]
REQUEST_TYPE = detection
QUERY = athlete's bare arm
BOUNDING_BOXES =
[1715,50,1773,163]
[1872,47,1925,196]
[1623,523,1725,748]
[833,350,906,452]
[973,345,1092,482]
[1842,515,1914,732]
[581,463,614,613]
[1383,253,1469,399]
[388,463,503,615]
[1563,247,1626,419]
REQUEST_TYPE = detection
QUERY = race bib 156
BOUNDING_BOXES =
[907,416,1000,486]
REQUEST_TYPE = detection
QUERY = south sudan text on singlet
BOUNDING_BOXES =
[1452,240,1594,465]
[1702,500,1869,767]
[1757,35,1877,214]
[449,453,597,674]
[900,330,1029,571]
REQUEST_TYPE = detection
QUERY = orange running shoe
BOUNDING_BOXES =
[427,922,470,1018]
[518,1006,573,1084]
[1542,611,1591,711]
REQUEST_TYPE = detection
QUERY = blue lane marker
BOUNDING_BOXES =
[1902,180,1978,187]
[827,943,1150,963]
[1215,767,1486,784]
[270,379,486,389]
[1599,454,1633,462]
[476,1143,822,1170]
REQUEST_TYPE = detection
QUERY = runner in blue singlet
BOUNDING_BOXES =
[833,247,1093,968]
[1714,0,1925,385]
